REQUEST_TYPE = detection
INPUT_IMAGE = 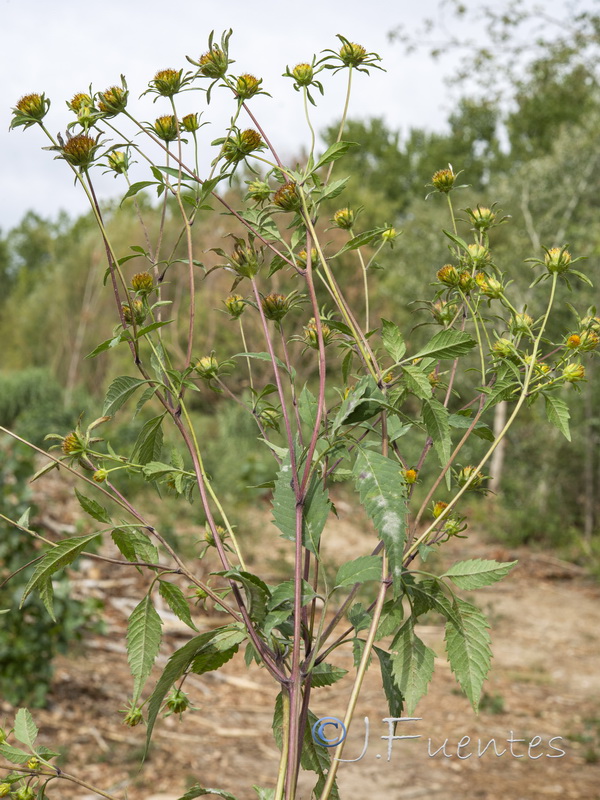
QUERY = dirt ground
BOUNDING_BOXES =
[2,481,600,800]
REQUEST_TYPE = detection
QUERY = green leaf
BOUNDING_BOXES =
[448,413,495,442]
[232,352,294,379]
[177,787,238,800]
[409,329,476,362]
[310,663,348,688]
[348,602,372,633]
[312,140,356,172]
[103,376,149,417]
[145,629,227,753]
[272,455,330,555]
[375,598,404,640]
[142,461,175,479]
[132,414,165,465]
[381,319,406,363]
[127,594,163,703]
[267,579,318,610]
[252,788,274,800]
[14,708,38,749]
[74,489,112,524]
[482,379,518,411]
[442,559,517,590]
[0,743,31,765]
[333,227,387,257]
[422,399,451,486]
[20,533,100,609]
[156,165,197,182]
[298,384,318,431]
[159,581,198,631]
[544,394,571,441]
[444,598,492,711]
[332,376,385,433]
[220,570,270,624]
[17,508,31,530]
[191,644,238,676]
[85,332,128,359]
[391,620,436,714]
[335,555,382,588]
[121,181,157,204]
[135,319,174,338]
[112,528,159,566]
[401,363,432,399]
[374,646,404,719]
[352,448,407,596]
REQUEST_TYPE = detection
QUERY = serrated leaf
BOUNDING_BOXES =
[442,559,517,590]
[159,581,198,631]
[135,320,174,338]
[132,414,165,464]
[335,555,382,588]
[448,413,495,442]
[482,379,518,411]
[220,571,270,624]
[544,394,571,441]
[127,594,163,703]
[333,227,387,257]
[74,489,111,524]
[103,376,148,417]
[348,601,372,633]
[232,352,294,379]
[272,456,330,555]
[14,708,38,749]
[20,533,100,608]
[374,646,404,719]
[121,180,157,204]
[86,333,127,359]
[38,577,56,621]
[352,448,407,596]
[444,598,492,711]
[422,399,451,486]
[298,384,318,431]
[0,743,31,764]
[381,319,406,363]
[112,528,159,566]
[401,363,432,399]
[134,386,158,417]
[390,620,436,714]
[310,662,348,688]
[267,579,317,610]
[16,508,31,530]
[409,329,476,362]
[177,787,238,800]
[312,140,356,171]
[145,629,226,753]
[375,598,404,640]
[191,644,239,675]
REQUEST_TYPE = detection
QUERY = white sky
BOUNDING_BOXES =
[0,0,576,232]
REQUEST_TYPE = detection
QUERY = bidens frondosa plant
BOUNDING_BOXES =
[3,28,596,800]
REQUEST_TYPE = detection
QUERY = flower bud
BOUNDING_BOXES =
[302,318,333,349]
[195,354,219,380]
[198,47,229,78]
[222,129,263,163]
[122,705,143,727]
[428,371,441,389]
[246,180,271,203]
[403,469,418,485]
[131,271,154,294]
[475,273,503,298]
[467,243,490,268]
[166,687,191,714]
[468,206,495,230]
[0,783,11,797]
[68,92,92,113]
[15,788,35,800]
[579,330,599,351]
[437,264,461,287]
[457,466,485,489]
[61,431,84,456]
[566,333,581,349]
[510,313,534,336]
[224,294,246,319]
[98,84,128,115]
[26,758,39,771]
[151,68,184,97]
[259,408,281,430]
[492,338,516,358]
[122,300,146,325]
[15,93,49,120]
[261,293,290,323]
[205,524,227,546]
[432,501,449,519]
[296,248,318,268]
[273,182,300,212]
[431,300,458,326]
[230,238,260,277]
[545,247,572,274]
[580,315,600,332]
[182,112,201,132]
[339,41,368,67]
[153,114,178,142]
[382,227,398,243]
[333,208,354,230]
[291,63,314,85]
[563,363,585,382]
[93,468,108,483]
[107,150,129,174]
[62,134,100,168]
[431,168,455,193]
[458,271,476,293]
[442,517,466,538]
[235,73,262,99]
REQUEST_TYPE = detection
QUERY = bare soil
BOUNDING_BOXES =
[3,480,600,800]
